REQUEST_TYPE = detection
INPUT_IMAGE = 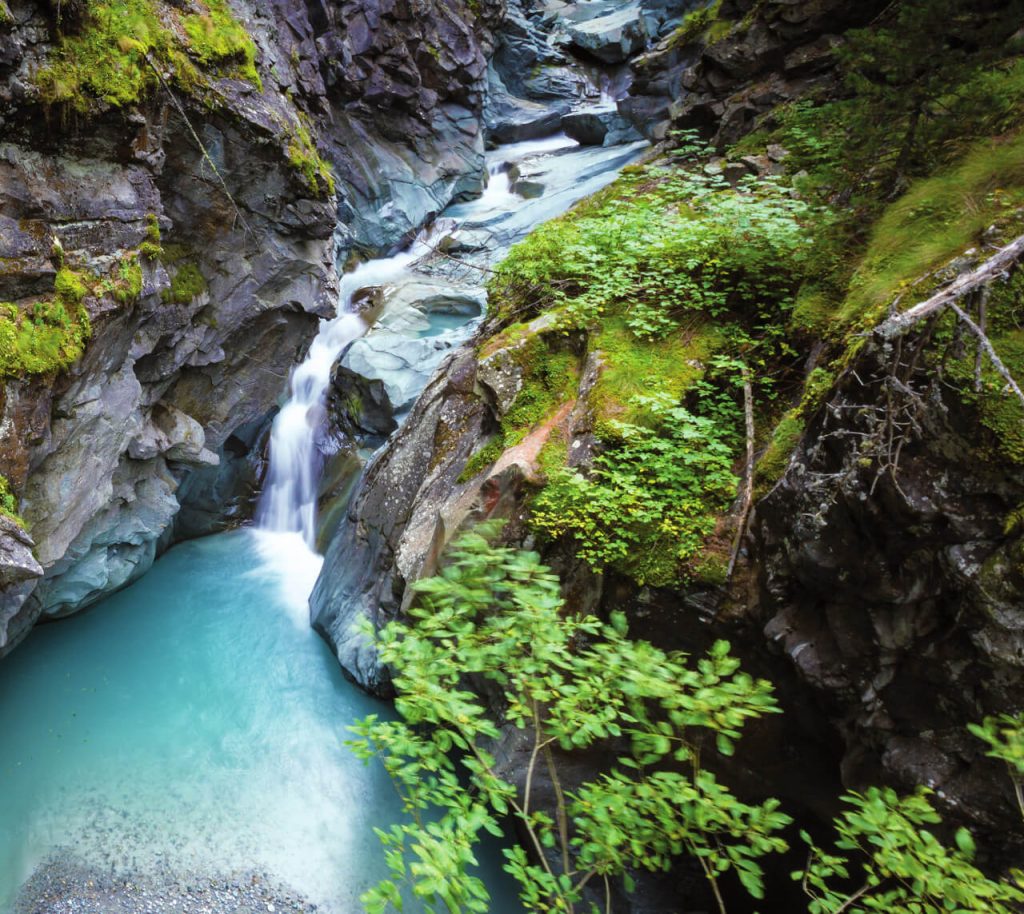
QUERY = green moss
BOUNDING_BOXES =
[162,261,207,304]
[458,332,579,484]
[146,213,161,243]
[589,318,721,427]
[0,266,93,378]
[482,158,817,586]
[34,0,260,113]
[839,130,1024,326]
[669,0,725,48]
[755,411,804,492]
[754,366,835,491]
[54,266,87,305]
[691,548,730,587]
[790,284,835,336]
[0,474,23,527]
[182,0,261,89]
[286,121,336,198]
[458,437,506,483]
[114,254,144,304]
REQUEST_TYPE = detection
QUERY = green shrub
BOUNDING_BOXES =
[531,395,740,587]
[796,786,1024,913]
[350,528,787,914]
[492,166,818,344]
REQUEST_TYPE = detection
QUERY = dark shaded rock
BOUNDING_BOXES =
[562,105,643,145]
[329,362,398,439]
[562,108,610,144]
[486,62,573,144]
[622,0,889,146]
[751,334,1024,851]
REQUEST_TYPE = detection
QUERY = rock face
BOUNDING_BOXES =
[310,0,1024,863]
[0,0,505,654]
[622,0,888,143]
[0,517,43,654]
[313,0,507,251]
[310,134,650,692]
[752,336,1024,850]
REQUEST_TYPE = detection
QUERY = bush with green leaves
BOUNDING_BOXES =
[795,786,1024,913]
[491,165,818,343]
[348,528,789,914]
[970,712,1024,818]
[530,391,740,587]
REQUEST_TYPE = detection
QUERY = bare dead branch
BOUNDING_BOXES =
[876,233,1024,339]
[727,371,755,582]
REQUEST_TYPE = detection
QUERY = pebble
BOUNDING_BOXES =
[13,856,320,914]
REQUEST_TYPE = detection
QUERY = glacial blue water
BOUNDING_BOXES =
[0,530,517,911]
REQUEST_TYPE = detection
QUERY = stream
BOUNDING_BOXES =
[0,131,646,911]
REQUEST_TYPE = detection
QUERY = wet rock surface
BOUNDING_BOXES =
[622,0,887,144]
[312,134,648,693]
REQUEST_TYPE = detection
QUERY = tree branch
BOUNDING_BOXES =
[948,301,1024,410]
[875,233,1024,339]
[726,370,755,582]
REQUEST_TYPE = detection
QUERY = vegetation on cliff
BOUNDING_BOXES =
[467,0,1024,591]
[351,528,789,914]
[0,266,92,379]
[392,3,1024,909]
[34,0,261,111]
[478,154,820,586]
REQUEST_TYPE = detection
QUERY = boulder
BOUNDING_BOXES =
[329,363,398,439]
[562,105,644,146]
[565,4,648,64]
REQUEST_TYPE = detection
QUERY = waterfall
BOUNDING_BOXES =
[256,237,434,548]
[256,134,582,554]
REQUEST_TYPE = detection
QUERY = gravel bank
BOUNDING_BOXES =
[12,857,320,914]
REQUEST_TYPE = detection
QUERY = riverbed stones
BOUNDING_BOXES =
[14,857,320,914]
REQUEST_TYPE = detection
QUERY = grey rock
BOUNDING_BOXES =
[754,334,1024,841]
[0,515,42,657]
[564,4,647,64]
[0,0,504,648]
[329,363,398,439]
[562,104,643,145]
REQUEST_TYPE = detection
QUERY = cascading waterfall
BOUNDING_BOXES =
[0,125,648,913]
[256,237,434,546]
[255,133,582,569]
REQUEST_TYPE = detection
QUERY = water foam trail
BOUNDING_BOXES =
[256,235,435,547]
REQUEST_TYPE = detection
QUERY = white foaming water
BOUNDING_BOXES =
[257,234,435,548]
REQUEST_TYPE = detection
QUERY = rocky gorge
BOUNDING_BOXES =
[2,0,1024,912]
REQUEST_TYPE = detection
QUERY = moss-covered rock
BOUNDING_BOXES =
[34,0,261,113]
